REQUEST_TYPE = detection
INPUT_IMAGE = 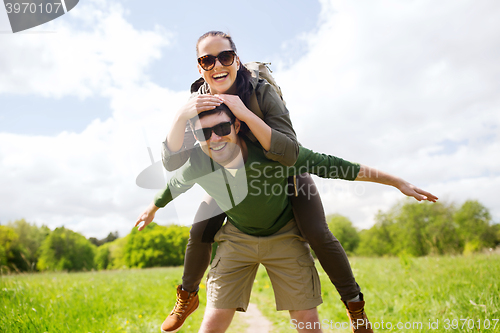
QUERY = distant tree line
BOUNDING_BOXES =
[1,199,499,273]
[0,220,189,274]
[328,199,500,257]
[89,232,119,247]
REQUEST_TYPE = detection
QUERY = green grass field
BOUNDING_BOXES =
[1,254,499,332]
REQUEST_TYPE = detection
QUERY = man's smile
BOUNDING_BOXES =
[210,142,227,151]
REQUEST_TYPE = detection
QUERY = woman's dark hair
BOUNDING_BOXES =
[196,31,253,105]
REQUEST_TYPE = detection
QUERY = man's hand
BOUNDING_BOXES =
[398,181,438,202]
[135,202,160,231]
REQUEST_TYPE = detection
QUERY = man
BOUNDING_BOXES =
[136,104,437,333]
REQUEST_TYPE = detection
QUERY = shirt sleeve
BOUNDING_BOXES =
[161,92,199,172]
[154,158,197,207]
[256,80,300,166]
[290,147,361,181]
[161,129,197,172]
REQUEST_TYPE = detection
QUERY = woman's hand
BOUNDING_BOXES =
[177,94,223,122]
[398,181,438,202]
[216,94,272,151]
[356,165,438,203]
[215,94,253,121]
[167,94,223,153]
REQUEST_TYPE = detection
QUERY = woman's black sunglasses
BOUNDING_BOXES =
[193,120,234,141]
[197,50,236,71]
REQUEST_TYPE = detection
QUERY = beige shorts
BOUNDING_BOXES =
[206,220,322,312]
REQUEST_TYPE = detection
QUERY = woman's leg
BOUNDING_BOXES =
[291,174,373,333]
[162,195,226,332]
[289,173,360,301]
[182,194,226,291]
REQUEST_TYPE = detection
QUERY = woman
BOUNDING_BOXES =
[159,31,370,333]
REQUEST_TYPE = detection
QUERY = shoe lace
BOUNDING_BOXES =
[348,308,368,328]
[171,293,192,317]
[348,307,364,318]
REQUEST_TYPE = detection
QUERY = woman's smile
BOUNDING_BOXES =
[212,72,229,81]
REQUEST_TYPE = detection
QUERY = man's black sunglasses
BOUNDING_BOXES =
[197,50,236,71]
[193,120,234,141]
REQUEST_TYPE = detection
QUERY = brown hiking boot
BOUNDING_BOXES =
[343,293,374,333]
[161,285,199,333]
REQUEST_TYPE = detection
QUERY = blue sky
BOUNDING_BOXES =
[1,0,499,238]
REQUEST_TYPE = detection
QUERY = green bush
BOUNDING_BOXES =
[327,214,360,254]
[356,199,497,257]
[108,236,128,269]
[123,223,189,268]
[356,219,396,257]
[7,219,50,271]
[37,227,96,271]
[95,242,112,270]
[1,226,19,271]
[454,200,497,253]
[0,225,29,273]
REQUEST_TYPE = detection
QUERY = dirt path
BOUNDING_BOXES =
[233,302,272,333]
[230,303,343,333]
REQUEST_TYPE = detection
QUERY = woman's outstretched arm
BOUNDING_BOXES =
[355,165,438,202]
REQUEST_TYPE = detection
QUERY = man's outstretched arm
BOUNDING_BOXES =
[355,165,438,202]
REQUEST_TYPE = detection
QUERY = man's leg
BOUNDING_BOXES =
[289,308,322,333]
[203,223,260,331]
[260,220,323,332]
[198,308,236,333]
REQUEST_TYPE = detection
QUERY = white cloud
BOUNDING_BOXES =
[275,0,500,227]
[0,82,190,238]
[0,0,171,98]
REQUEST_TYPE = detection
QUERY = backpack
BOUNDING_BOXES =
[244,62,285,119]
[190,61,285,119]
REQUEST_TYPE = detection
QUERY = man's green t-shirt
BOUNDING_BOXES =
[155,137,360,236]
